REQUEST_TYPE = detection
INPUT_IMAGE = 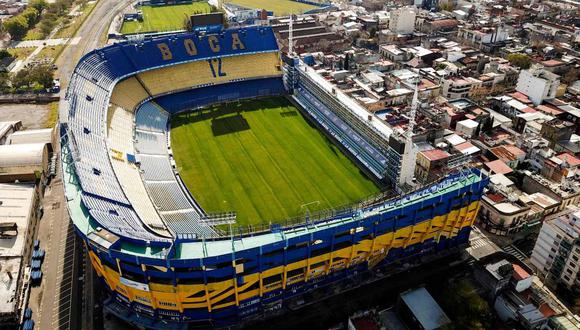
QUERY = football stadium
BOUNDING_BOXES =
[60,19,489,329]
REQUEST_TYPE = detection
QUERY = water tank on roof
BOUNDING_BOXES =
[302,54,315,66]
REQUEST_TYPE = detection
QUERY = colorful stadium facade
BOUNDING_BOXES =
[60,25,489,329]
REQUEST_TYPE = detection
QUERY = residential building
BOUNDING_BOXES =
[515,65,560,106]
[530,206,579,294]
[0,183,39,328]
[441,76,482,100]
[388,7,416,35]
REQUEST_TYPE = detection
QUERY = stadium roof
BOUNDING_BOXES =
[301,63,393,139]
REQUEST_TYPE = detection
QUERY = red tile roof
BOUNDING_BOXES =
[430,19,459,28]
[536,104,563,116]
[421,149,450,161]
[509,92,532,104]
[485,159,513,174]
[539,303,556,318]
[491,146,525,162]
[504,145,526,157]
[541,59,564,67]
[486,193,506,203]
[512,263,530,280]
[520,107,537,113]
[557,153,580,167]
[455,141,475,151]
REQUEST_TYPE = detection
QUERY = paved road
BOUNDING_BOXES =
[55,0,129,90]
[26,1,131,329]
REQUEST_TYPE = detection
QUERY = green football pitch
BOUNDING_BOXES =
[224,0,318,16]
[121,3,211,34]
[170,97,380,226]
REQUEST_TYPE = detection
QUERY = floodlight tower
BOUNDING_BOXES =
[405,80,419,142]
[288,13,294,56]
[397,79,420,192]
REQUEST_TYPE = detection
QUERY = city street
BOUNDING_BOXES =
[26,0,132,329]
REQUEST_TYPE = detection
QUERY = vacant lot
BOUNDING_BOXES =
[121,2,211,34]
[170,97,379,226]
[0,103,52,129]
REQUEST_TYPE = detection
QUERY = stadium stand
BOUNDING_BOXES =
[294,87,387,179]
[132,101,216,236]
[135,131,168,155]
[138,52,283,97]
[107,106,169,235]
[146,182,193,211]
[155,77,286,113]
[136,154,175,181]
[109,77,151,111]
[134,102,169,132]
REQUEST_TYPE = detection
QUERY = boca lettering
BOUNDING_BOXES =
[184,39,197,56]
[157,43,173,60]
[208,36,220,53]
[231,33,245,50]
[158,33,247,59]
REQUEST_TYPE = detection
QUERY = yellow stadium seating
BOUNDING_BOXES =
[138,52,282,97]
[110,77,150,111]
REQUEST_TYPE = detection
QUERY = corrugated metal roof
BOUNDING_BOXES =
[8,128,52,145]
[0,143,46,168]
[400,287,451,330]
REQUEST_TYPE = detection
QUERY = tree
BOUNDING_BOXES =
[439,279,495,330]
[0,49,11,59]
[562,67,579,85]
[29,0,48,13]
[0,72,10,93]
[22,7,40,27]
[3,15,29,41]
[11,68,33,89]
[368,27,377,38]
[38,14,56,36]
[30,64,54,89]
[438,2,455,11]
[506,53,531,69]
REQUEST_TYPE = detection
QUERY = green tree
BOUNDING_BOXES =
[0,72,10,93]
[3,15,29,40]
[30,64,55,89]
[368,27,377,38]
[0,49,11,59]
[506,53,532,69]
[440,279,494,329]
[22,7,40,27]
[11,68,33,89]
[29,0,48,13]
[438,2,455,11]
[39,13,57,36]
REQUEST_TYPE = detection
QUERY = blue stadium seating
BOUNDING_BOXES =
[294,87,387,179]
[154,78,285,113]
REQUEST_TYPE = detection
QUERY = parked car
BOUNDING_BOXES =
[23,308,32,320]
[31,249,45,261]
[22,319,34,330]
